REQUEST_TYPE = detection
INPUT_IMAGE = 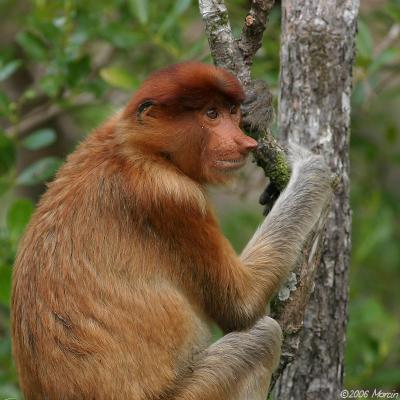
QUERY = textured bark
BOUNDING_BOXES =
[272,1,358,399]
[199,0,358,398]
[199,0,274,84]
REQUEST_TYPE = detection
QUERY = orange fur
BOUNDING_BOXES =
[11,63,287,400]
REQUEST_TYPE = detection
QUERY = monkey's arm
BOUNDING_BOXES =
[204,144,331,332]
[240,144,332,302]
[168,315,282,400]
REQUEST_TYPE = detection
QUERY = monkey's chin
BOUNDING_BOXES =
[206,162,245,185]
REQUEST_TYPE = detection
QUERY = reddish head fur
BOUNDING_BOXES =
[124,61,245,117]
[119,62,255,185]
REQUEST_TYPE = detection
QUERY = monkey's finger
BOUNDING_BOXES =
[259,183,278,205]
[242,92,257,105]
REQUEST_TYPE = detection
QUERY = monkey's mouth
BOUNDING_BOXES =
[214,157,247,170]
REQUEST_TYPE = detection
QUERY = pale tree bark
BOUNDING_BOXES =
[273,1,358,398]
[199,0,359,399]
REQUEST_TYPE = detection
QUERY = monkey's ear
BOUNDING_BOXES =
[137,100,157,121]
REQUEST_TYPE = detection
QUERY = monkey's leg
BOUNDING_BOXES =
[231,364,272,400]
[170,315,282,400]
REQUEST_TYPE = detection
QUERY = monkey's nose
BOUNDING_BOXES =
[237,135,258,152]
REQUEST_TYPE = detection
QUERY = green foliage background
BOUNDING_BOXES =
[0,0,399,397]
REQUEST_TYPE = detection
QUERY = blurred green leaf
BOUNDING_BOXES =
[0,60,22,81]
[384,3,400,21]
[16,31,47,61]
[6,199,34,242]
[385,124,398,144]
[66,55,91,87]
[128,0,149,25]
[22,88,37,101]
[345,297,399,387]
[0,90,11,117]
[69,30,89,47]
[371,368,400,387]
[16,156,62,186]
[22,128,57,150]
[351,135,379,161]
[0,131,16,175]
[368,48,399,75]
[84,79,107,97]
[100,23,143,49]
[159,0,192,36]
[393,153,400,164]
[0,266,10,306]
[0,382,21,400]
[100,66,138,90]
[39,74,63,97]
[356,20,373,60]
[0,176,12,196]
[353,214,392,264]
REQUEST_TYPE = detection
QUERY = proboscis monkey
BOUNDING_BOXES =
[12,62,332,400]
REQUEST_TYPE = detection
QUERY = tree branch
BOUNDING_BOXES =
[198,0,240,74]
[5,93,94,138]
[374,23,400,56]
[4,45,114,138]
[238,0,275,66]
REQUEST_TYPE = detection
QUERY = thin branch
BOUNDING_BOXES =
[198,0,239,73]
[238,0,275,66]
[253,135,289,192]
[4,44,114,138]
[374,23,400,56]
[5,93,94,138]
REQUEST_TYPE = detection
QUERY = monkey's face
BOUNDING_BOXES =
[154,100,258,185]
[129,99,257,185]
[196,101,258,184]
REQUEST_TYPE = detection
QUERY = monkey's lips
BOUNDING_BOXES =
[214,157,247,170]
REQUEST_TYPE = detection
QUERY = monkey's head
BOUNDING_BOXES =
[122,62,258,184]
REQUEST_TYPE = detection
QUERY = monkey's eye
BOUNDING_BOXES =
[206,108,219,119]
[230,105,238,114]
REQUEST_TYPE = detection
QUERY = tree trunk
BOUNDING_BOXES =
[273,1,359,399]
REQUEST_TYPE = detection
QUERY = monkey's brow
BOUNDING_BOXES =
[206,97,239,109]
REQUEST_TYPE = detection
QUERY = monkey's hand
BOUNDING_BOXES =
[259,181,281,216]
[287,142,331,183]
[242,80,280,215]
[241,80,274,137]
[259,142,332,215]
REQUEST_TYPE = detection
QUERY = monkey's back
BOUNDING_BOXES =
[11,139,213,399]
